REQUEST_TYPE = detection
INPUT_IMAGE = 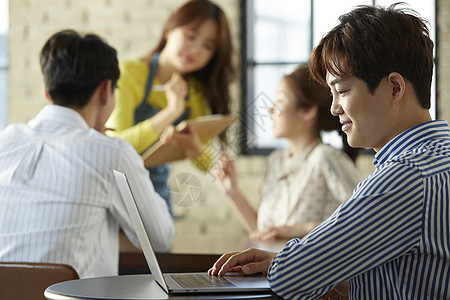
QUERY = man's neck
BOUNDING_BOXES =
[373,108,432,153]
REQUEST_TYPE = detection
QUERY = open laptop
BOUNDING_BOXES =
[113,170,271,294]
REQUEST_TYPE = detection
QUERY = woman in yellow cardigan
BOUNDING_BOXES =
[106,0,235,215]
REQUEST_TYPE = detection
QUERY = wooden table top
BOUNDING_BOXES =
[120,231,287,255]
[119,231,288,274]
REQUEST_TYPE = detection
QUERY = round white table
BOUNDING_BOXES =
[45,274,280,300]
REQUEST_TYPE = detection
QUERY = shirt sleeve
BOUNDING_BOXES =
[185,77,214,171]
[267,163,424,299]
[110,141,175,252]
[106,60,160,154]
[190,141,215,171]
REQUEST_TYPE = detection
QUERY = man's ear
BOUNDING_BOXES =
[388,72,405,104]
[43,86,52,103]
[99,80,113,105]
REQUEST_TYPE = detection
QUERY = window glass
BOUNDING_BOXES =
[253,0,310,62]
[313,0,371,45]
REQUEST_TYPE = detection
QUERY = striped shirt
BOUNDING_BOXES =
[268,120,450,299]
[0,105,175,278]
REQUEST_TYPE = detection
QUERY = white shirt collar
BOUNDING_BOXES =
[28,105,90,130]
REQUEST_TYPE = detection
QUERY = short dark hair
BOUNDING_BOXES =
[309,3,434,109]
[40,29,120,109]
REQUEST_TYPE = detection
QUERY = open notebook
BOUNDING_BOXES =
[113,170,271,294]
[141,114,238,167]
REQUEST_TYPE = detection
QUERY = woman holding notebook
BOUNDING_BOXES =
[106,0,235,215]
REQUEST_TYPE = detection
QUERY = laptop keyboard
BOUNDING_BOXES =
[170,274,236,288]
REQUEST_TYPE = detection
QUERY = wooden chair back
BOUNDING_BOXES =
[0,261,79,300]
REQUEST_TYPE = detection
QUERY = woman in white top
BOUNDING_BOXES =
[214,65,363,241]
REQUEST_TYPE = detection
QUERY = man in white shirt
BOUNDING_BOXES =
[0,30,175,278]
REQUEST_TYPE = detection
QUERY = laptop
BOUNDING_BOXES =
[113,170,271,294]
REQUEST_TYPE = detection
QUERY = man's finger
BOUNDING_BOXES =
[208,252,238,275]
[217,248,260,276]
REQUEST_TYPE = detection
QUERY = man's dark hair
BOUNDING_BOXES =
[40,29,120,109]
[309,3,434,109]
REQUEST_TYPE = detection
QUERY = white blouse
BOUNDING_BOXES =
[257,141,363,229]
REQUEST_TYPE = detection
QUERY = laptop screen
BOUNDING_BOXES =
[113,170,169,294]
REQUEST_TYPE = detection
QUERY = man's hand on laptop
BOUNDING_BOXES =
[208,248,277,276]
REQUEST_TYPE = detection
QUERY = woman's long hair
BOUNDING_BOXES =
[284,65,360,161]
[146,0,235,116]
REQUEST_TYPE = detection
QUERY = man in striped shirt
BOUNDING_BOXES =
[0,30,175,278]
[209,4,449,299]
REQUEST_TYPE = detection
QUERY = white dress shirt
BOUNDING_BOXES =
[0,105,175,278]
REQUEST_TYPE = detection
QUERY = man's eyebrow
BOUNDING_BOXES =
[328,77,343,86]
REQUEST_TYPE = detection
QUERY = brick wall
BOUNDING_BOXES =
[7,0,450,239]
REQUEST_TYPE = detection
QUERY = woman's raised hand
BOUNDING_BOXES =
[213,151,239,197]
[165,72,188,118]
